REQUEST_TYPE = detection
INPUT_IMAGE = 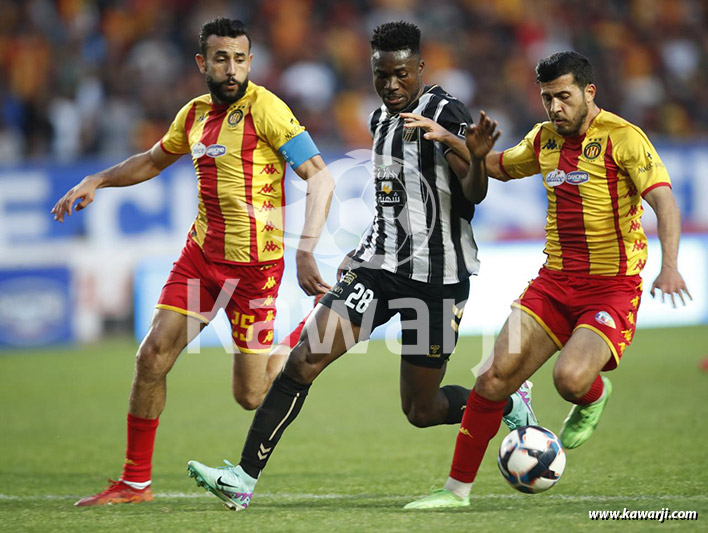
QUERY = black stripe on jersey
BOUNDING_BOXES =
[369,108,383,138]
[449,174,472,279]
[371,115,391,269]
[391,119,412,278]
[420,95,445,284]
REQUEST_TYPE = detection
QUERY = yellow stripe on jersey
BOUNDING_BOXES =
[160,83,305,264]
[499,110,670,276]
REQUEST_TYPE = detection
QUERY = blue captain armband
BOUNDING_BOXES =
[279,132,320,169]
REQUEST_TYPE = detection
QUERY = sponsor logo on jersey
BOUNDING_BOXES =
[191,142,206,158]
[545,169,566,187]
[594,311,616,329]
[583,141,602,159]
[206,144,227,157]
[566,171,589,185]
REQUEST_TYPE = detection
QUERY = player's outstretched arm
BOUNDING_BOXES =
[643,186,692,307]
[51,142,181,222]
[293,154,335,295]
[400,112,470,180]
[463,111,501,204]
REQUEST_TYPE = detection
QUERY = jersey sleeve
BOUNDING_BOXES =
[160,100,195,155]
[499,123,543,179]
[256,92,306,151]
[436,99,473,140]
[611,126,671,196]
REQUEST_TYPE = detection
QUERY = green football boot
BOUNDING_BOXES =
[187,460,255,511]
[502,380,538,431]
[560,376,613,449]
[403,488,470,510]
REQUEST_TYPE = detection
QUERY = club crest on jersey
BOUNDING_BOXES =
[191,142,206,158]
[583,141,602,159]
[545,169,566,187]
[206,144,227,158]
[595,311,616,329]
[227,109,244,127]
[566,171,589,185]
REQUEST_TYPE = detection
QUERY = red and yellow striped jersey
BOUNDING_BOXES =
[160,83,306,264]
[500,110,670,276]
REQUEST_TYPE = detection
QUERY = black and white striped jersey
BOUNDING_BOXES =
[352,85,480,285]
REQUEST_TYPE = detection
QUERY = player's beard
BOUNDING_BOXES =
[207,74,249,105]
[554,100,588,137]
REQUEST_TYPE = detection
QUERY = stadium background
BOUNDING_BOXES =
[0,0,706,348]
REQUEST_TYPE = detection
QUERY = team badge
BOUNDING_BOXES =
[594,311,616,329]
[191,142,206,158]
[583,141,602,160]
[227,109,244,127]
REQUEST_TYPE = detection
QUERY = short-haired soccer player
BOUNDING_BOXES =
[186,21,537,511]
[52,17,334,506]
[405,50,691,509]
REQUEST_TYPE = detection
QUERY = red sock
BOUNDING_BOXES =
[449,390,506,483]
[121,413,159,483]
[576,374,604,405]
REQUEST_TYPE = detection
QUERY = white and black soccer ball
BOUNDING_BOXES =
[497,425,566,494]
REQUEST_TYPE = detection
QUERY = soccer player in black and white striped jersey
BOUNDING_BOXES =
[187,21,537,510]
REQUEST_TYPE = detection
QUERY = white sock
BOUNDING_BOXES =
[120,479,151,490]
[444,477,472,499]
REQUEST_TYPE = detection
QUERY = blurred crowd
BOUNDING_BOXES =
[1,0,706,163]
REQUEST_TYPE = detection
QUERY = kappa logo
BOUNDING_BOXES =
[262,241,281,252]
[191,142,206,158]
[206,144,227,158]
[260,201,275,212]
[542,138,558,150]
[260,164,279,175]
[259,183,276,194]
[595,311,616,329]
[545,169,566,187]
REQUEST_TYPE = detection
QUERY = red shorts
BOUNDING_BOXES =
[513,267,643,370]
[156,237,284,353]
[279,294,323,349]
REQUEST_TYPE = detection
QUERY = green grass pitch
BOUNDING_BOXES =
[1,326,707,532]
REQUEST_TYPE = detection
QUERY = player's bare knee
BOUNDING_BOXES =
[135,338,173,382]
[283,342,320,385]
[233,387,264,411]
[404,404,439,428]
[553,366,588,402]
[474,369,514,401]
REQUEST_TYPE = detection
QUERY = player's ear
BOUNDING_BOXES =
[418,59,425,76]
[248,53,254,73]
[195,54,207,74]
[585,83,596,104]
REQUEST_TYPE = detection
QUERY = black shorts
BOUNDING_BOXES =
[319,267,470,368]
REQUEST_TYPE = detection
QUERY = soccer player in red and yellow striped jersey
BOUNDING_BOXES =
[406,51,691,509]
[52,18,334,506]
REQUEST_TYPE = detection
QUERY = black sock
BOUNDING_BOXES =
[441,385,471,424]
[503,396,513,416]
[239,372,310,479]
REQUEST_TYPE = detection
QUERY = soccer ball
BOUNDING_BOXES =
[497,425,566,494]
